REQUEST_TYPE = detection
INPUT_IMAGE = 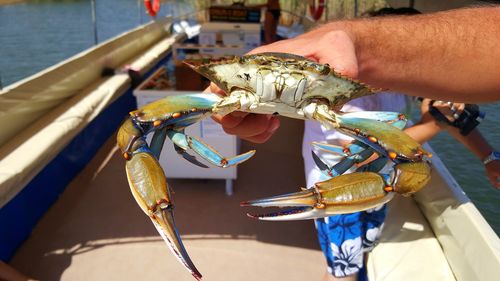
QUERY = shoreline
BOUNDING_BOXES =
[0,0,25,6]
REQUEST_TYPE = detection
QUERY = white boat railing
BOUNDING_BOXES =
[414,144,500,281]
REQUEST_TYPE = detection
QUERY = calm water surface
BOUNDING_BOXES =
[1,0,499,234]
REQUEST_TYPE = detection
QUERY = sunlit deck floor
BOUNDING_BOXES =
[9,118,454,281]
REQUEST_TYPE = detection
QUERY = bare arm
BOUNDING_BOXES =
[212,6,500,142]
[446,127,499,189]
[352,7,500,102]
[407,99,499,188]
[251,6,500,102]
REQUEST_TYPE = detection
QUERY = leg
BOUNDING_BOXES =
[225,179,233,196]
[315,213,365,280]
[322,272,357,281]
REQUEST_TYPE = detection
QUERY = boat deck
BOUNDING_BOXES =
[8,118,454,281]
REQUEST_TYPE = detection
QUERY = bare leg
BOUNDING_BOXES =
[322,271,358,281]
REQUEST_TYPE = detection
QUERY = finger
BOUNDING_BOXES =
[230,111,249,118]
[222,114,273,138]
[203,82,226,96]
[212,113,245,128]
[241,117,280,143]
[448,103,465,121]
[314,30,358,78]
[243,131,274,143]
[242,131,274,143]
[212,111,249,125]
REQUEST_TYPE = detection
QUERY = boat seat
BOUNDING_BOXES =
[367,194,456,281]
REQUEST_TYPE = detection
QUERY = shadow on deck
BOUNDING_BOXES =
[10,118,327,281]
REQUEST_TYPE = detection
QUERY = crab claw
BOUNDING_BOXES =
[241,172,394,221]
[150,205,203,281]
[125,147,202,280]
[241,188,327,221]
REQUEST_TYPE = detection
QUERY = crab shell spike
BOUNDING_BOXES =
[153,120,162,127]
[388,151,398,160]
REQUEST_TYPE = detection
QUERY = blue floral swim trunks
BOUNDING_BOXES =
[314,205,387,278]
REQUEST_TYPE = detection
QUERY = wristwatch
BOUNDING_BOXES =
[482,151,500,165]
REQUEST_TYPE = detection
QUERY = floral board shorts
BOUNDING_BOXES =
[314,204,387,278]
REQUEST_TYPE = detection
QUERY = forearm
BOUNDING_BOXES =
[446,127,494,160]
[329,7,500,102]
[403,120,443,144]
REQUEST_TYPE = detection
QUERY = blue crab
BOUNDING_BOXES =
[117,53,431,279]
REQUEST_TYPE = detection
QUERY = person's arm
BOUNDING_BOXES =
[351,7,500,102]
[250,7,500,102]
[445,126,499,189]
[409,99,499,188]
[212,6,500,142]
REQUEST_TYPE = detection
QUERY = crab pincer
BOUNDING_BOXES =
[117,94,256,279]
[241,162,431,220]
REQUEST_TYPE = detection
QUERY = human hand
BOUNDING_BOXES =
[209,26,358,143]
[485,160,500,189]
[206,83,281,143]
[250,27,359,78]
[420,98,465,127]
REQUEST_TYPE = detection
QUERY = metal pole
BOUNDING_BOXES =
[324,0,328,21]
[138,0,143,24]
[354,0,358,18]
[90,0,98,45]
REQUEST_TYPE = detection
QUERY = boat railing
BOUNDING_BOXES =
[0,17,186,208]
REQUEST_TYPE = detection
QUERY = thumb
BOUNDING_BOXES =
[314,30,359,79]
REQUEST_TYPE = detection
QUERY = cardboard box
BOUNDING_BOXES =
[209,5,261,23]
[200,22,261,52]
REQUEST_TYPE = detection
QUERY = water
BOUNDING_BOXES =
[0,0,146,86]
[1,1,499,235]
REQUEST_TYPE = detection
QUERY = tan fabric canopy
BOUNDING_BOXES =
[0,18,184,208]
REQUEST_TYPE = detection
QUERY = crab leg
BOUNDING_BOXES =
[241,162,430,220]
[167,130,255,168]
[311,149,374,177]
[243,106,431,220]
[127,149,203,280]
[150,127,168,158]
[242,172,395,220]
[117,93,258,279]
[310,111,407,176]
[357,156,389,172]
[311,104,430,162]
[341,111,408,129]
[117,120,202,279]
